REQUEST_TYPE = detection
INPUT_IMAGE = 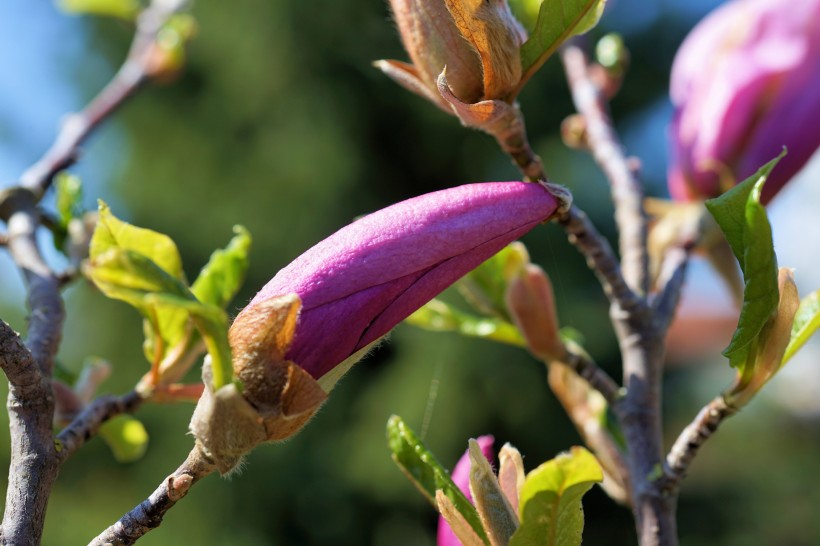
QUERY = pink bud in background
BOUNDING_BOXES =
[437,435,495,546]
[233,182,559,386]
[668,0,820,205]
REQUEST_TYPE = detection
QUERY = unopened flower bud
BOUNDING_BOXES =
[505,263,563,361]
[668,0,820,205]
[193,182,560,473]
[438,436,494,546]
[236,182,559,390]
[376,0,527,114]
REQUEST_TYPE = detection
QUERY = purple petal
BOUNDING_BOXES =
[237,182,558,379]
[437,436,495,546]
[668,0,820,203]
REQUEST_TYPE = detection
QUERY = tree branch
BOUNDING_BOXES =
[89,446,216,546]
[56,391,145,464]
[556,206,643,314]
[663,396,735,493]
[560,40,675,546]
[19,0,189,199]
[561,343,622,406]
[0,3,190,543]
[560,40,650,297]
[652,246,690,333]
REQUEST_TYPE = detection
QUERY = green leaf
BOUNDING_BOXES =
[51,173,84,251]
[704,152,784,368]
[192,225,252,308]
[519,0,606,87]
[57,0,140,21]
[99,415,149,463]
[508,0,543,32]
[55,172,83,228]
[91,201,185,282]
[783,290,820,364]
[86,203,233,389]
[386,416,490,546]
[509,447,602,546]
[405,299,527,347]
[458,241,529,320]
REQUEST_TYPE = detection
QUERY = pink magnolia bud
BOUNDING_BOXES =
[437,436,495,546]
[668,0,820,204]
[234,182,559,386]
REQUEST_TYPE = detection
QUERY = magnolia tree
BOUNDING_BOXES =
[0,0,819,545]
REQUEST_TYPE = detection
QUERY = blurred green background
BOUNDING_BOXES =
[2,0,820,545]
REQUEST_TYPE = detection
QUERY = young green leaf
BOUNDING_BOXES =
[783,290,820,364]
[55,172,83,228]
[509,447,602,546]
[51,172,84,251]
[704,152,785,368]
[86,203,233,389]
[508,0,542,32]
[405,299,527,347]
[192,225,252,308]
[517,0,606,93]
[457,242,529,320]
[91,201,185,282]
[386,416,490,546]
[99,415,149,463]
[57,0,140,21]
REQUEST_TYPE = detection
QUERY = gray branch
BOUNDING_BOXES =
[56,391,145,464]
[89,446,216,546]
[663,396,735,492]
[561,41,650,297]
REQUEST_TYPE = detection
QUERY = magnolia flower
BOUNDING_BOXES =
[195,182,560,473]
[438,436,495,546]
[668,0,820,204]
[232,181,561,391]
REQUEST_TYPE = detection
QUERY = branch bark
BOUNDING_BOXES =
[557,38,682,546]
[56,391,145,463]
[560,41,650,296]
[0,198,63,546]
[663,396,735,492]
[89,446,216,546]
[19,0,188,199]
[0,2,189,543]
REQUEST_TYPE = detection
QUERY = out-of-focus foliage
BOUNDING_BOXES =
[3,1,820,545]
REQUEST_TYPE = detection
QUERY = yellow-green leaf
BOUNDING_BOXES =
[91,201,185,282]
[458,242,529,320]
[783,290,820,364]
[406,299,527,347]
[57,0,140,21]
[509,447,602,546]
[192,225,252,308]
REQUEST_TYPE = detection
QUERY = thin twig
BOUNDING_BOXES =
[652,246,690,333]
[562,343,622,406]
[662,396,735,493]
[556,206,643,313]
[480,99,630,407]
[560,40,649,296]
[56,391,145,463]
[89,446,216,546]
[19,0,188,199]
